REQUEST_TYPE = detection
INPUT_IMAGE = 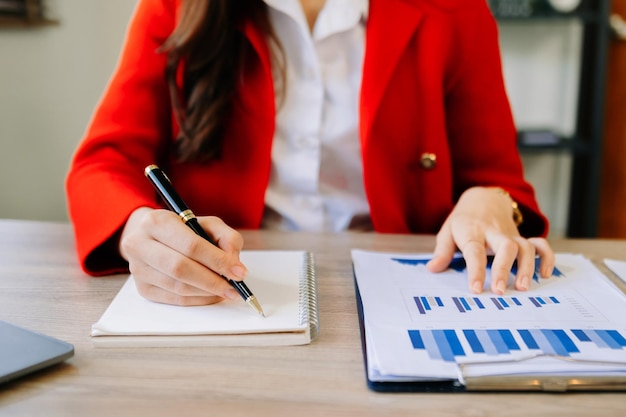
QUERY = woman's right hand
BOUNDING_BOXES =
[118,207,248,306]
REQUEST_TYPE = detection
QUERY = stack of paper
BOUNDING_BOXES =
[352,251,626,391]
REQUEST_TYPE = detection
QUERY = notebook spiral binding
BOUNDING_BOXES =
[299,251,320,341]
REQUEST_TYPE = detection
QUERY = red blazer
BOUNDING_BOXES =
[66,0,549,275]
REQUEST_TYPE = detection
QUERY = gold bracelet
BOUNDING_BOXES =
[492,187,524,227]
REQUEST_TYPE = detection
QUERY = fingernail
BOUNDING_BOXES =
[231,265,247,280]
[225,289,239,301]
[471,281,483,294]
[425,260,435,271]
[496,281,506,295]
[542,266,553,278]
[519,276,529,291]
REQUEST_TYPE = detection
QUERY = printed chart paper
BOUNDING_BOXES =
[352,251,626,382]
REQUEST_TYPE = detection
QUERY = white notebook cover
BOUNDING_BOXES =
[91,251,318,347]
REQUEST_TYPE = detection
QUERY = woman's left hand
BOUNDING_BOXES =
[426,186,555,295]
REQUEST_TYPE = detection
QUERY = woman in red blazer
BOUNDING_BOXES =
[66,0,554,305]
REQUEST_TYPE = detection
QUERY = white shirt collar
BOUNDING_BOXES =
[263,0,368,40]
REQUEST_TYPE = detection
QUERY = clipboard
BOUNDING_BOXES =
[355,281,626,392]
[351,250,626,393]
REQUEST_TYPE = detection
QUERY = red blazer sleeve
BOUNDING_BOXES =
[66,0,180,275]
[443,0,548,237]
[361,0,548,237]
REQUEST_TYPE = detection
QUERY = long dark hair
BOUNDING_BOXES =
[161,0,278,162]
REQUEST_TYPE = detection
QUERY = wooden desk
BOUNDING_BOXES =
[1,219,626,416]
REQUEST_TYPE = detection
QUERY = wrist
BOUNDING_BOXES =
[489,187,524,227]
[119,206,154,260]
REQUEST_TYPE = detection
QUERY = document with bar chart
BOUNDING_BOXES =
[352,250,626,391]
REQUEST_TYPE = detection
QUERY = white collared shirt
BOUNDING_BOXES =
[261,0,371,232]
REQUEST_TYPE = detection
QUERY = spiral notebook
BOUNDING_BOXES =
[91,251,318,347]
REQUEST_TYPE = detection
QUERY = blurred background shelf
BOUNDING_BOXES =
[0,17,57,27]
[0,0,56,27]
[489,0,611,237]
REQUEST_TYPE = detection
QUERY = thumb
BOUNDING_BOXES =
[427,221,457,273]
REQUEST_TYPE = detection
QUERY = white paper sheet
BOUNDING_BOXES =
[604,259,626,284]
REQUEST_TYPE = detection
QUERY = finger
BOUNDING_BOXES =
[154,243,239,299]
[127,230,238,300]
[198,216,245,256]
[512,238,536,291]
[132,261,223,306]
[460,240,488,294]
[426,221,457,273]
[129,253,229,306]
[485,237,517,295]
[136,282,225,306]
[131,260,231,298]
[528,237,555,278]
[196,216,248,280]
[145,212,247,283]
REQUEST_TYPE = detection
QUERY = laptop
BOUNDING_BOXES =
[0,320,74,384]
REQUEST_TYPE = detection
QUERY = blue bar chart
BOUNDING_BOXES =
[392,256,564,283]
[413,296,445,314]
[412,295,562,315]
[407,328,626,363]
[528,296,560,307]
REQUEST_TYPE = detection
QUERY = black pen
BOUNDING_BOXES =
[144,164,265,317]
